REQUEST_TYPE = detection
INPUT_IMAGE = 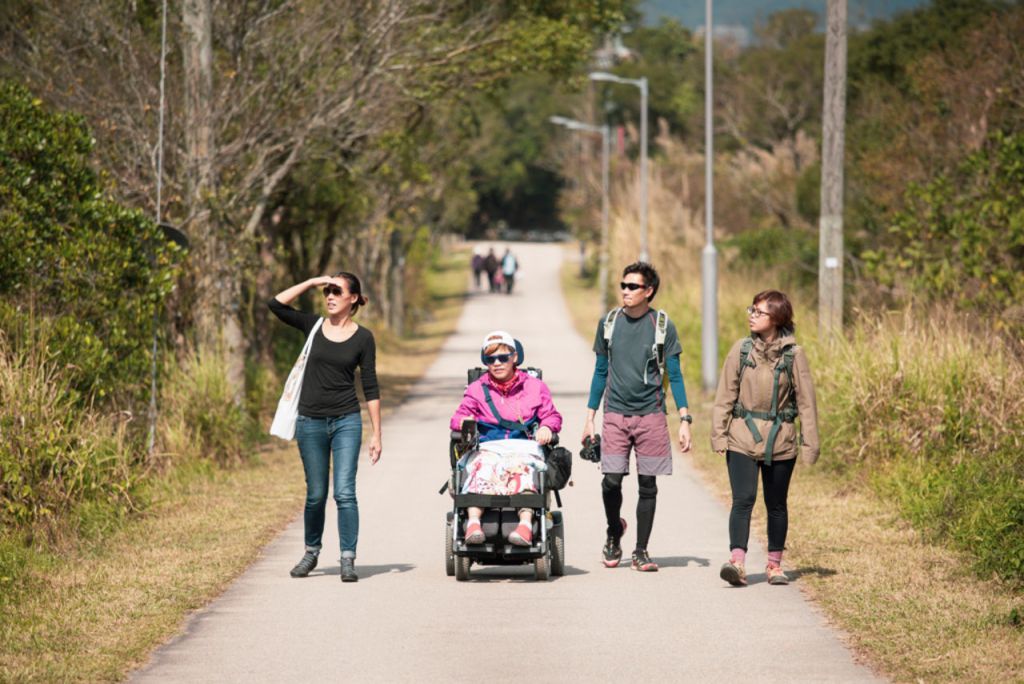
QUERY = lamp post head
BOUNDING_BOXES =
[549,115,572,126]
[588,71,619,83]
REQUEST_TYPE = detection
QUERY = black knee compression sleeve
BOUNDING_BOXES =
[636,475,657,551]
[602,474,624,538]
[602,473,624,492]
[637,475,658,499]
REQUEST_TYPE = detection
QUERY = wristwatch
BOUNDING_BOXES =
[679,414,693,423]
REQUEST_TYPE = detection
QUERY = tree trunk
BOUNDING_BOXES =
[182,0,216,342]
[388,229,405,336]
[182,0,245,399]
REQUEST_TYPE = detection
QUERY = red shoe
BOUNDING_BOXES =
[508,523,532,546]
[465,520,485,545]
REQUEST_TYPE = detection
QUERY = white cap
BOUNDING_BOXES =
[481,330,516,352]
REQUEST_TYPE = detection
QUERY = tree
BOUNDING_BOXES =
[3,0,629,392]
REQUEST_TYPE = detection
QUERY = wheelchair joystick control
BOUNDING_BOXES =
[460,419,478,449]
[580,434,602,463]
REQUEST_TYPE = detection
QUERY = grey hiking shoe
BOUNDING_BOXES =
[340,557,358,582]
[289,551,318,578]
[766,564,790,585]
[719,560,747,586]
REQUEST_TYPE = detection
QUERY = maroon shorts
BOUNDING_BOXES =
[600,412,672,476]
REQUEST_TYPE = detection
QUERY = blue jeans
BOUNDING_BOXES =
[295,413,362,558]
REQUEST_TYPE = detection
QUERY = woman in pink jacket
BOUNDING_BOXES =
[450,330,562,546]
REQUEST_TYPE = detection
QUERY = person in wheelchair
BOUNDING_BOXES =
[449,330,562,547]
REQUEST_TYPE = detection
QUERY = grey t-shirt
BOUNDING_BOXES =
[593,309,682,416]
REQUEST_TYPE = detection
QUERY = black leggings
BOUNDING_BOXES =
[602,473,658,552]
[726,451,796,553]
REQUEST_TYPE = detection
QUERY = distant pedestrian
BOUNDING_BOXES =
[483,248,499,292]
[471,249,484,290]
[501,248,518,294]
[711,290,819,587]
[583,261,692,573]
[268,272,383,583]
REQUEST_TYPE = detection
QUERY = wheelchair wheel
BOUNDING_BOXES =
[455,555,471,581]
[550,522,565,577]
[445,520,455,577]
[534,552,550,581]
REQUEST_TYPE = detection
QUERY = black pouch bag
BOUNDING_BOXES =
[545,446,572,490]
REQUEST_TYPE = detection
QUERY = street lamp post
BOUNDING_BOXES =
[702,0,719,392]
[589,71,649,263]
[550,116,611,310]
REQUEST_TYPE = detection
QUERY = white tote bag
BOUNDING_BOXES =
[269,317,324,440]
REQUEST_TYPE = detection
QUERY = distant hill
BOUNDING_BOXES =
[641,0,930,35]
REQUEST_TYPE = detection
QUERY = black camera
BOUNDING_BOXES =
[580,434,601,463]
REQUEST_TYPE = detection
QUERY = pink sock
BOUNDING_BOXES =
[767,551,783,567]
[730,548,746,564]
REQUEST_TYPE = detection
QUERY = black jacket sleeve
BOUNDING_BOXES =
[358,330,380,401]
[268,298,320,336]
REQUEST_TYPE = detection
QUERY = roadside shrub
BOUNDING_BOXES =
[811,311,1024,584]
[862,132,1024,333]
[0,80,178,404]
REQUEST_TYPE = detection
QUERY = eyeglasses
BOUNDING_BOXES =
[746,306,771,319]
[483,353,514,365]
[323,286,345,297]
[620,282,646,291]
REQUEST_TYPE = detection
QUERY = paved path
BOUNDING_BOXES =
[132,243,881,683]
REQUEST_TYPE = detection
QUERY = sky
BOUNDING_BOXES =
[640,0,931,36]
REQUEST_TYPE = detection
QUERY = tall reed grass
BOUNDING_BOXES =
[0,333,138,540]
[813,312,1024,582]
[157,347,254,467]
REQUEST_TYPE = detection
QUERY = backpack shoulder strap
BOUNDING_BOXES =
[737,337,755,384]
[654,309,668,369]
[602,308,622,352]
[780,345,797,398]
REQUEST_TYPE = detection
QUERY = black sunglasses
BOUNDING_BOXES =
[322,286,345,297]
[620,282,646,291]
[483,353,514,365]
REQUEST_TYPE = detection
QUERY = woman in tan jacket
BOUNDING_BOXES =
[711,290,819,586]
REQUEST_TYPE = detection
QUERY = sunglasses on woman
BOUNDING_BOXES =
[322,285,345,297]
[620,282,646,291]
[483,353,514,365]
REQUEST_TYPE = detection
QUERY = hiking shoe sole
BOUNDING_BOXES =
[631,560,659,572]
[719,562,747,586]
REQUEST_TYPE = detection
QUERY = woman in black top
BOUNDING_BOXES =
[269,272,382,583]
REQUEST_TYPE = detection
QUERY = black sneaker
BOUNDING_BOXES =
[289,551,318,578]
[340,558,358,583]
[602,537,622,568]
[602,518,627,568]
[631,548,659,572]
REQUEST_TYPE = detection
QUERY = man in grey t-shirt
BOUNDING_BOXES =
[583,262,692,572]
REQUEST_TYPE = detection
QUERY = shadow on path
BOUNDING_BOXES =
[315,563,416,581]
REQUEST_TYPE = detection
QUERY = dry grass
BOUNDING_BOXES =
[560,257,1024,683]
[0,245,472,683]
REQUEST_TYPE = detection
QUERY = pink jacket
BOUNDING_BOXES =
[450,370,562,440]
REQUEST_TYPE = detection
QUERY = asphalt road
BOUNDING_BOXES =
[131,242,881,683]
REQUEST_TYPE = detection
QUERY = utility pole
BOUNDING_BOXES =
[701,0,718,392]
[819,0,847,341]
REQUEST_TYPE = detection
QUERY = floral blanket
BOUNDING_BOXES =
[460,439,545,496]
